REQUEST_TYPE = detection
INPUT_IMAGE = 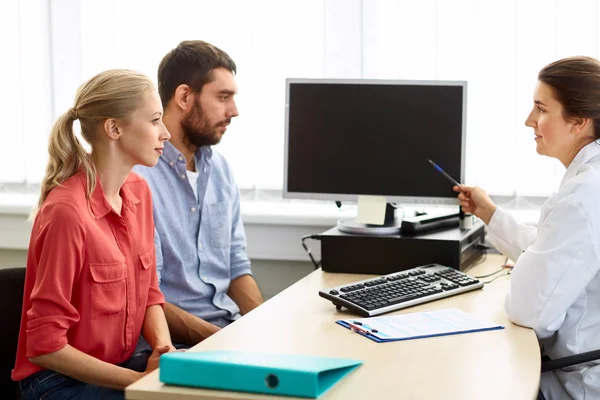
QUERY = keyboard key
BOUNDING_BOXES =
[364,279,387,287]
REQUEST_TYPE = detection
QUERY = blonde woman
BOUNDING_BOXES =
[12,70,173,399]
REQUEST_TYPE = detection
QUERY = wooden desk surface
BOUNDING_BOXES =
[126,254,540,400]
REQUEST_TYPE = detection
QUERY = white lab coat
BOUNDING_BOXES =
[487,141,600,400]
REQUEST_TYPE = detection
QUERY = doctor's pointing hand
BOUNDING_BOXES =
[452,185,496,225]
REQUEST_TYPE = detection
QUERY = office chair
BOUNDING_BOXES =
[0,267,26,399]
[541,349,600,372]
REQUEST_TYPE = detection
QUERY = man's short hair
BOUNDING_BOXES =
[158,40,237,107]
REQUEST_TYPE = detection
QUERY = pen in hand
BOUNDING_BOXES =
[428,159,461,187]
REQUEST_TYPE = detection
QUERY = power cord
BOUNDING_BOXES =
[301,234,322,269]
[482,269,512,284]
[476,256,514,282]
[474,266,504,279]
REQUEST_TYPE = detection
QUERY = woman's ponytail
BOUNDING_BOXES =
[32,110,96,217]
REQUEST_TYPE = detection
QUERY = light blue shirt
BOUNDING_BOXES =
[134,141,252,328]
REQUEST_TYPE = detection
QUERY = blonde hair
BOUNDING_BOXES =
[33,69,154,217]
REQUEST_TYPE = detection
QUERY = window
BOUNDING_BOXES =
[361,0,600,196]
[0,0,52,184]
[2,0,599,198]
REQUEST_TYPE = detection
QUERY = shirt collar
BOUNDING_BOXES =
[84,172,140,219]
[560,140,600,189]
[161,141,213,167]
[121,178,140,214]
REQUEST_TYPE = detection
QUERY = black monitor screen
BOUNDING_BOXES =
[284,80,466,203]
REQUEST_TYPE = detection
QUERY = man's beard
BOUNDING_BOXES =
[181,98,230,150]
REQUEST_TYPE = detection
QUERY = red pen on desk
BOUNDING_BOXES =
[349,322,370,336]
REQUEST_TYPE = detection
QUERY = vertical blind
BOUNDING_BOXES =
[2,0,599,197]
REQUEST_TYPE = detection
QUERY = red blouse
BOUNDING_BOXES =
[12,171,164,381]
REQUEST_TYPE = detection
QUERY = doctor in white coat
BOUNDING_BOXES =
[455,56,600,400]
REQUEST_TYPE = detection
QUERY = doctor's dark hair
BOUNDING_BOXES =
[157,40,237,108]
[538,56,600,140]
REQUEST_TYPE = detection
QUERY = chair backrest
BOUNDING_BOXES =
[0,267,26,398]
[541,349,600,372]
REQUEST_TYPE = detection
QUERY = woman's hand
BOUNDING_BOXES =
[453,185,497,225]
[143,345,172,375]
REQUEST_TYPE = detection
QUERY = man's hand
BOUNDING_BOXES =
[164,302,222,345]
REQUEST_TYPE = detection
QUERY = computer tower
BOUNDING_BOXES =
[319,220,485,274]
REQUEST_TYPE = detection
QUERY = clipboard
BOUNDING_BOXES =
[160,350,363,398]
[337,308,504,343]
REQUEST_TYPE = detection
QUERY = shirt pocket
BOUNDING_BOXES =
[89,262,126,319]
[207,201,231,249]
[137,246,155,306]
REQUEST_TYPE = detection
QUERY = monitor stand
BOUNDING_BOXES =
[337,203,401,235]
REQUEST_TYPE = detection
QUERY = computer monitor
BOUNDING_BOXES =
[283,78,466,233]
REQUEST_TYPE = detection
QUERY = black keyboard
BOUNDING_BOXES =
[319,264,483,317]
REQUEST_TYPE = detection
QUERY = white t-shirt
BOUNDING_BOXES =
[186,169,199,202]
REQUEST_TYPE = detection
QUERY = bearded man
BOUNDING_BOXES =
[134,40,264,348]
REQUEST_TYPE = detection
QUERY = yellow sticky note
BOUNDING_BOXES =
[356,195,387,225]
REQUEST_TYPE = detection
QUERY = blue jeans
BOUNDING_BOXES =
[18,352,150,400]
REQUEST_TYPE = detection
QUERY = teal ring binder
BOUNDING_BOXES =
[160,350,363,398]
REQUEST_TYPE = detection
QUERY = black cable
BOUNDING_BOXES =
[475,243,493,251]
[301,234,322,269]
[469,251,488,269]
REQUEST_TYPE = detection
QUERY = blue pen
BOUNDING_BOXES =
[428,159,461,187]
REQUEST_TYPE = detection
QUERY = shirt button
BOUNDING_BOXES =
[178,156,183,161]
[191,207,196,212]
[169,161,174,166]
[181,174,186,179]
[199,243,203,250]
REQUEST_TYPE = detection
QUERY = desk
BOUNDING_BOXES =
[126,254,540,400]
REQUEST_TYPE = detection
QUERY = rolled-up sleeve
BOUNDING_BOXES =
[153,227,164,285]
[229,185,252,281]
[147,245,165,309]
[26,201,85,358]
